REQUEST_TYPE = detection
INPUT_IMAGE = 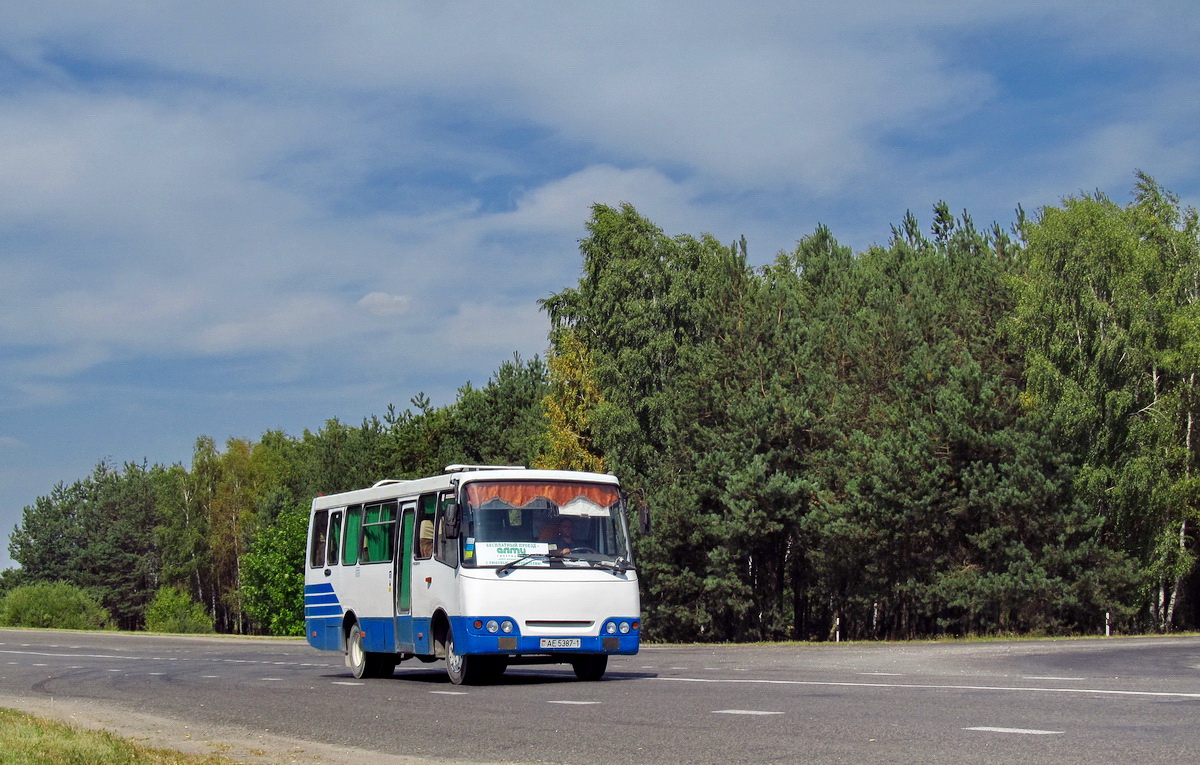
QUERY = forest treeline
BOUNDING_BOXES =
[6,172,1198,641]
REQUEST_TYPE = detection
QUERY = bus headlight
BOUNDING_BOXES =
[619,621,630,634]
[605,622,617,634]
[486,620,499,633]
[501,620,514,633]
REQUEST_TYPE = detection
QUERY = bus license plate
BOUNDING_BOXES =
[540,638,581,649]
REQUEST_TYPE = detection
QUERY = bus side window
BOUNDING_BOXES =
[361,501,397,563]
[434,494,459,568]
[326,510,342,566]
[415,494,436,560]
[310,510,328,568]
[343,506,363,566]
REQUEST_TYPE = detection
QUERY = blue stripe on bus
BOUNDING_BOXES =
[303,582,342,619]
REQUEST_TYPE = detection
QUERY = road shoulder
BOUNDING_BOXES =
[0,693,485,765]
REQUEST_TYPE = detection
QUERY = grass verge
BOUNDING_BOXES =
[0,708,239,765]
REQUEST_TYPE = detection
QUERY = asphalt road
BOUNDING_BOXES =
[1,628,1199,764]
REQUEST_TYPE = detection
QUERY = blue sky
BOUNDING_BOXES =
[1,2,1198,570]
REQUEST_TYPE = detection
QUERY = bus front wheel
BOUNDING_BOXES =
[445,629,474,685]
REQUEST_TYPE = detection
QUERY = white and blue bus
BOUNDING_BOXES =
[304,465,640,684]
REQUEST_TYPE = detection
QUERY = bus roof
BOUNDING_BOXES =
[309,467,619,511]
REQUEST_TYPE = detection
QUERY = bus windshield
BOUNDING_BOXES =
[461,480,633,569]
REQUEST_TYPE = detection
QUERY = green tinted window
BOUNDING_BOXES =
[343,506,362,566]
[398,509,414,611]
[362,502,397,563]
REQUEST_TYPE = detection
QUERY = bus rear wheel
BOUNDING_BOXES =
[348,623,396,679]
[571,654,608,681]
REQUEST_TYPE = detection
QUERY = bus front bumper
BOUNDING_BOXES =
[452,616,640,656]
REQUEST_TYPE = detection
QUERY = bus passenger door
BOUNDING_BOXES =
[408,493,443,656]
[394,504,415,649]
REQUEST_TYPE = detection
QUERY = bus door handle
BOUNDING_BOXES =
[324,568,331,577]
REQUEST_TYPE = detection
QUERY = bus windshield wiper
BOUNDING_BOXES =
[495,552,553,576]
[556,553,632,575]
[496,551,632,576]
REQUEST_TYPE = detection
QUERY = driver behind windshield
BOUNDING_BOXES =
[549,517,576,554]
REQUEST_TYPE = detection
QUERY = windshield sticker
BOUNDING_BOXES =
[475,541,550,567]
[558,495,611,517]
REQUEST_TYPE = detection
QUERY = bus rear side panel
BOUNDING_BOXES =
[304,582,343,651]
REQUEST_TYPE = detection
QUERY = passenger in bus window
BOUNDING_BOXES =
[418,520,434,558]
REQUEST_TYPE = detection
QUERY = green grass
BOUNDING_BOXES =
[0,708,239,765]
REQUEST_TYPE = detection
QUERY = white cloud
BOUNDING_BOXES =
[0,3,1009,195]
[357,292,412,318]
[494,165,694,232]
[440,301,550,357]
[195,294,349,354]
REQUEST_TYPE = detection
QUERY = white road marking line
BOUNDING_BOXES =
[653,676,1200,699]
[965,726,1063,735]
[1022,676,1085,681]
[548,700,600,705]
[0,650,138,661]
[331,681,364,686]
[430,690,468,695]
[201,675,220,678]
[859,672,902,676]
[714,709,784,716]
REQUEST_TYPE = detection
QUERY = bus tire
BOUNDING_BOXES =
[347,623,369,678]
[445,629,479,685]
[348,623,396,679]
[571,654,608,681]
[367,654,398,677]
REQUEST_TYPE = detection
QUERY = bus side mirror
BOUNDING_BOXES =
[444,502,461,539]
[623,491,650,536]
